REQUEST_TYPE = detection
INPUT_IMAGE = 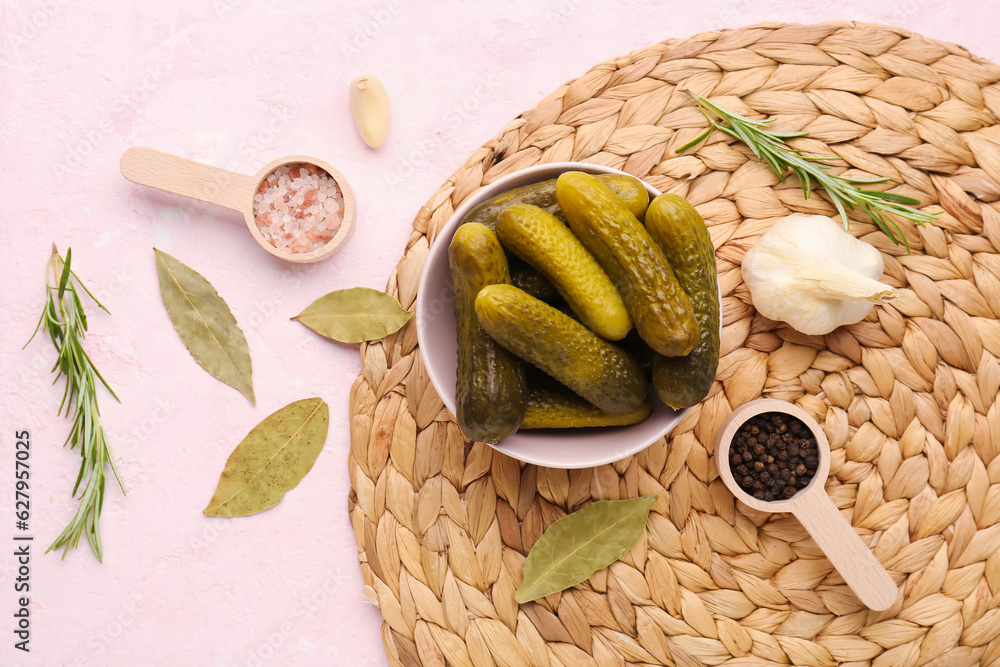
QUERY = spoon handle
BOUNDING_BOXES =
[120,147,256,213]
[792,492,897,611]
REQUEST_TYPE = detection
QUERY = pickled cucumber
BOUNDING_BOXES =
[496,203,632,340]
[466,173,648,310]
[522,378,652,429]
[464,173,649,230]
[449,223,526,443]
[645,194,720,409]
[474,284,646,414]
[556,171,699,357]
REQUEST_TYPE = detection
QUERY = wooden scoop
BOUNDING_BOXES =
[120,147,355,263]
[715,398,898,611]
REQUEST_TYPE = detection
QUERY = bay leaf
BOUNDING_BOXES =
[293,286,412,343]
[154,249,255,404]
[515,495,657,603]
[204,397,330,517]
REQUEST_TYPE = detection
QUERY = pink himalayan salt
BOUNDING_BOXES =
[252,163,344,254]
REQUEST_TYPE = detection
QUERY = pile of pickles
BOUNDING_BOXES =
[450,171,719,444]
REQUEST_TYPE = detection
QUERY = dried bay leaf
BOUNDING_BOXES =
[293,286,412,343]
[154,249,255,404]
[515,495,657,603]
[204,397,330,517]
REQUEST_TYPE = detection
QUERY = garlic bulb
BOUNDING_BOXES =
[741,214,899,335]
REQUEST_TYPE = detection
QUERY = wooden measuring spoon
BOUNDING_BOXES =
[120,147,356,263]
[715,398,898,611]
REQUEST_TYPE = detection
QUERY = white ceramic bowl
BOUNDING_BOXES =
[415,162,693,468]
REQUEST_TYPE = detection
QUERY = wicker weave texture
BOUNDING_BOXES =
[349,22,1000,667]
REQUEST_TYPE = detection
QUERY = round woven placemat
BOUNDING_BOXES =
[348,22,1000,667]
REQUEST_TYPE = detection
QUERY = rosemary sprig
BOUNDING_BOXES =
[25,246,125,562]
[678,95,938,251]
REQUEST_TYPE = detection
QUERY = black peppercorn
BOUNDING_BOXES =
[728,411,819,502]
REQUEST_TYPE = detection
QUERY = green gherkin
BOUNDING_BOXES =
[556,171,699,357]
[645,194,720,409]
[474,284,647,415]
[522,378,652,429]
[463,173,650,306]
[449,223,526,443]
[496,203,632,341]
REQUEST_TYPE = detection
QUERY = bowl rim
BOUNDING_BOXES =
[415,161,709,468]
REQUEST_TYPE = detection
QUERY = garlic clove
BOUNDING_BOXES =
[349,75,391,149]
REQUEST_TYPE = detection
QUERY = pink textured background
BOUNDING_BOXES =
[1,2,999,665]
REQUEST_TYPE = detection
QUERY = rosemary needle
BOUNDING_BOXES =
[25,246,124,562]
[678,95,938,251]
